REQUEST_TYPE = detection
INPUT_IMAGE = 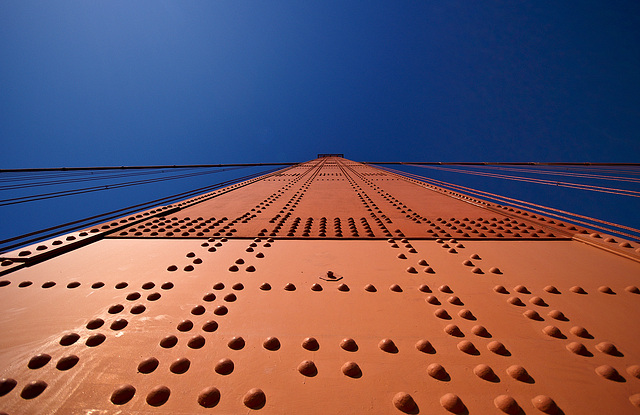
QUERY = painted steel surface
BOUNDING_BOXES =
[0,157,639,414]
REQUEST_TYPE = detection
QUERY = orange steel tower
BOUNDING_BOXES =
[1,156,639,414]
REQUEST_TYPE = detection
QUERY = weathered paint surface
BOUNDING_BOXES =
[1,157,639,414]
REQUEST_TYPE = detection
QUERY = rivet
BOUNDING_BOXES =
[440,393,465,413]
[472,325,490,337]
[170,357,190,374]
[570,286,587,294]
[86,333,106,347]
[631,394,640,408]
[427,363,449,380]
[624,285,639,294]
[214,305,228,315]
[202,320,218,332]
[146,385,171,406]
[435,308,451,319]
[444,324,463,336]
[126,292,141,301]
[393,392,417,413]
[215,358,234,375]
[514,285,529,293]
[131,304,146,314]
[457,340,478,355]
[60,333,80,346]
[28,354,51,369]
[489,267,502,274]
[487,341,509,355]
[569,326,591,338]
[473,364,496,381]
[224,293,237,302]
[191,305,205,315]
[108,304,124,314]
[397,253,407,259]
[530,296,547,306]
[507,365,532,382]
[188,335,205,349]
[471,267,483,274]
[311,283,323,291]
[543,326,564,338]
[596,342,620,356]
[389,284,402,292]
[531,395,559,414]
[302,337,319,350]
[627,365,640,378]
[379,338,398,353]
[198,387,221,408]
[284,283,296,291]
[228,336,245,350]
[418,284,431,293]
[55,355,79,371]
[544,285,560,294]
[598,286,614,294]
[213,282,225,290]
[160,335,178,348]
[448,296,463,305]
[424,267,435,273]
[494,395,520,414]
[462,260,473,266]
[263,337,280,350]
[439,285,452,293]
[494,285,508,294]
[20,380,47,399]
[338,283,350,291]
[596,365,622,381]
[138,357,159,374]
[406,267,417,273]
[340,338,358,351]
[566,342,590,356]
[458,309,475,320]
[110,318,128,330]
[233,283,244,290]
[365,284,377,292]
[110,384,135,405]
[508,297,524,306]
[418,259,428,265]
[425,296,440,305]
[228,265,239,272]
[260,282,271,290]
[243,388,266,409]
[246,265,256,272]
[524,310,543,320]
[297,360,317,376]
[87,318,104,330]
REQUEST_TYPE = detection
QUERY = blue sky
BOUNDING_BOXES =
[1,1,639,243]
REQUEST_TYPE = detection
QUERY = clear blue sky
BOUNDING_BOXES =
[1,1,639,242]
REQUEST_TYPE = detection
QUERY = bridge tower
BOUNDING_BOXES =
[1,156,639,413]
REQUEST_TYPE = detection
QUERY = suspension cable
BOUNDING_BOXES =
[0,167,247,206]
[378,165,640,240]
[0,165,286,253]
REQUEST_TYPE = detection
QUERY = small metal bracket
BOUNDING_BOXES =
[319,270,343,282]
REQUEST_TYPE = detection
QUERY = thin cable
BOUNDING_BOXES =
[0,162,296,173]
[0,168,204,190]
[466,165,640,184]
[378,165,640,240]
[0,167,246,206]
[408,165,640,198]
[0,165,287,253]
